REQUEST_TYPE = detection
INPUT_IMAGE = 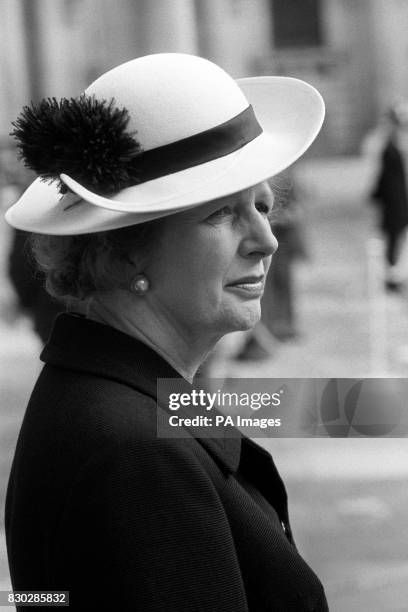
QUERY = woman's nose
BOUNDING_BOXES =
[239,216,278,259]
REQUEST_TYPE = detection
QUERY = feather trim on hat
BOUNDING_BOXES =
[10,95,143,195]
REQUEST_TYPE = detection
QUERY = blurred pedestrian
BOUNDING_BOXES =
[1,150,62,343]
[371,103,408,291]
[262,175,307,341]
[8,229,62,343]
[236,173,308,360]
[5,54,327,610]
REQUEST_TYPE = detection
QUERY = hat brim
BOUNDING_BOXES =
[6,76,324,235]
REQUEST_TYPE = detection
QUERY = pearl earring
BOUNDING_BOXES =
[130,273,150,295]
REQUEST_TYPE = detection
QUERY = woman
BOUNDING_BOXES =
[371,105,408,291]
[5,54,327,610]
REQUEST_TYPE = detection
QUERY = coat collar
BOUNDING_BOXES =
[41,313,242,474]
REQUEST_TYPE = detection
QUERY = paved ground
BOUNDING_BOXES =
[1,158,408,610]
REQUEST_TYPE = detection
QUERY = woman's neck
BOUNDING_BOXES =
[87,292,215,383]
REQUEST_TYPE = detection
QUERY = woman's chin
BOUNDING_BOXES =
[223,303,262,333]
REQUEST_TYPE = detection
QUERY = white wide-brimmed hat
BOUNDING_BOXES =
[6,53,325,235]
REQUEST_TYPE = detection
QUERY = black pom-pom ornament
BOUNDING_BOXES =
[10,95,143,195]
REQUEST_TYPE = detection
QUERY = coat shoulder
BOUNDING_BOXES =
[10,364,223,526]
[16,363,200,483]
[28,363,158,443]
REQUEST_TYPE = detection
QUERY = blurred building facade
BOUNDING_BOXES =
[1,0,408,155]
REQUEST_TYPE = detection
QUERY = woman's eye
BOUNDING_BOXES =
[207,205,233,220]
[255,201,272,216]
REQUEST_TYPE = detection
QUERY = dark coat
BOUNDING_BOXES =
[5,313,328,611]
[372,137,408,233]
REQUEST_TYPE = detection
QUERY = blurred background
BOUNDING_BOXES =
[1,1,408,610]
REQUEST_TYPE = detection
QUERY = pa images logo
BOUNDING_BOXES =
[316,379,407,437]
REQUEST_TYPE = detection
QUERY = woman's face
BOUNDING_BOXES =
[145,181,278,341]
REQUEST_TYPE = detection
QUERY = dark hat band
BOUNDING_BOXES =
[133,105,263,183]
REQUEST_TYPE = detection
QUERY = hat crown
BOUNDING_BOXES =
[85,53,249,151]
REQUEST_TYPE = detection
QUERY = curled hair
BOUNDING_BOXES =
[29,221,160,301]
[268,170,293,225]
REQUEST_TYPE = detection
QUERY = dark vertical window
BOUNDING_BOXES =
[272,0,323,48]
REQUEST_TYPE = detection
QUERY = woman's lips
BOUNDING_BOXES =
[225,276,265,297]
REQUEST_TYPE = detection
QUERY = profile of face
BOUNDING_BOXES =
[143,181,278,342]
